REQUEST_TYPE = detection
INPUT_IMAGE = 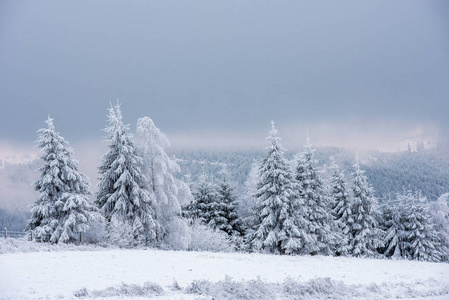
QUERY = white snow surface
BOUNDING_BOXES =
[1,245,449,299]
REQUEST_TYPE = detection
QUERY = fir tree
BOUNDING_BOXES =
[404,192,441,262]
[350,160,383,257]
[185,175,218,225]
[136,117,193,241]
[96,103,158,243]
[295,138,337,255]
[209,169,241,236]
[329,160,352,255]
[380,195,408,259]
[252,121,311,255]
[430,193,449,261]
[27,117,100,243]
[381,190,444,262]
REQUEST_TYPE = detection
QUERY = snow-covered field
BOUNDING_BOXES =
[1,243,449,299]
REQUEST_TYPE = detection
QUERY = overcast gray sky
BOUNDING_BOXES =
[1,1,448,157]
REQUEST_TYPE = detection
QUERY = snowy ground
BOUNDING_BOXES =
[1,245,449,299]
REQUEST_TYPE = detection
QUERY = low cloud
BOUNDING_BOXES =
[280,120,439,152]
[165,120,440,153]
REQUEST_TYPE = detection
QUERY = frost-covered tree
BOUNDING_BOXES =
[404,192,442,262]
[380,194,408,259]
[329,160,352,255]
[430,193,449,261]
[252,122,311,255]
[350,161,383,257]
[136,117,193,241]
[237,161,259,233]
[209,169,241,236]
[96,103,158,243]
[27,117,100,243]
[184,175,218,225]
[295,138,337,255]
[238,162,259,219]
[381,190,444,262]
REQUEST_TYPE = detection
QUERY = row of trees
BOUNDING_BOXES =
[27,103,192,246]
[184,123,381,256]
[25,106,449,261]
[184,122,448,261]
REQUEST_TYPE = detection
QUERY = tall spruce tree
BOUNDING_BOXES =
[96,103,158,243]
[27,117,100,243]
[329,160,352,255]
[350,160,383,257]
[295,138,337,255]
[136,117,193,241]
[252,122,311,255]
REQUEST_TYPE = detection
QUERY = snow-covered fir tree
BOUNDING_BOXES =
[430,193,449,261]
[252,121,311,255]
[96,103,158,244]
[209,168,241,236]
[295,137,337,255]
[380,193,408,259]
[27,117,100,243]
[329,160,352,255]
[184,175,218,225]
[380,190,444,262]
[136,117,193,241]
[350,160,383,257]
[404,192,442,262]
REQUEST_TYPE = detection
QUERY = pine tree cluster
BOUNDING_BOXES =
[28,103,192,246]
[184,172,242,237]
[381,191,444,262]
[26,111,449,261]
[242,122,448,261]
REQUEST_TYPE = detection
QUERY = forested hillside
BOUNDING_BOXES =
[364,147,449,202]
[170,146,449,202]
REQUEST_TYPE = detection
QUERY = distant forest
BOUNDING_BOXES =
[1,145,449,232]
[171,145,449,203]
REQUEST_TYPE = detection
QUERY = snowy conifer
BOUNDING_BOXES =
[136,117,193,241]
[381,190,443,262]
[252,122,311,255]
[185,175,218,225]
[209,168,241,236]
[380,195,408,259]
[404,192,441,262]
[238,161,259,219]
[295,138,337,255]
[430,193,449,261]
[329,160,352,255]
[236,162,259,233]
[96,103,158,243]
[27,117,100,243]
[350,160,383,257]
